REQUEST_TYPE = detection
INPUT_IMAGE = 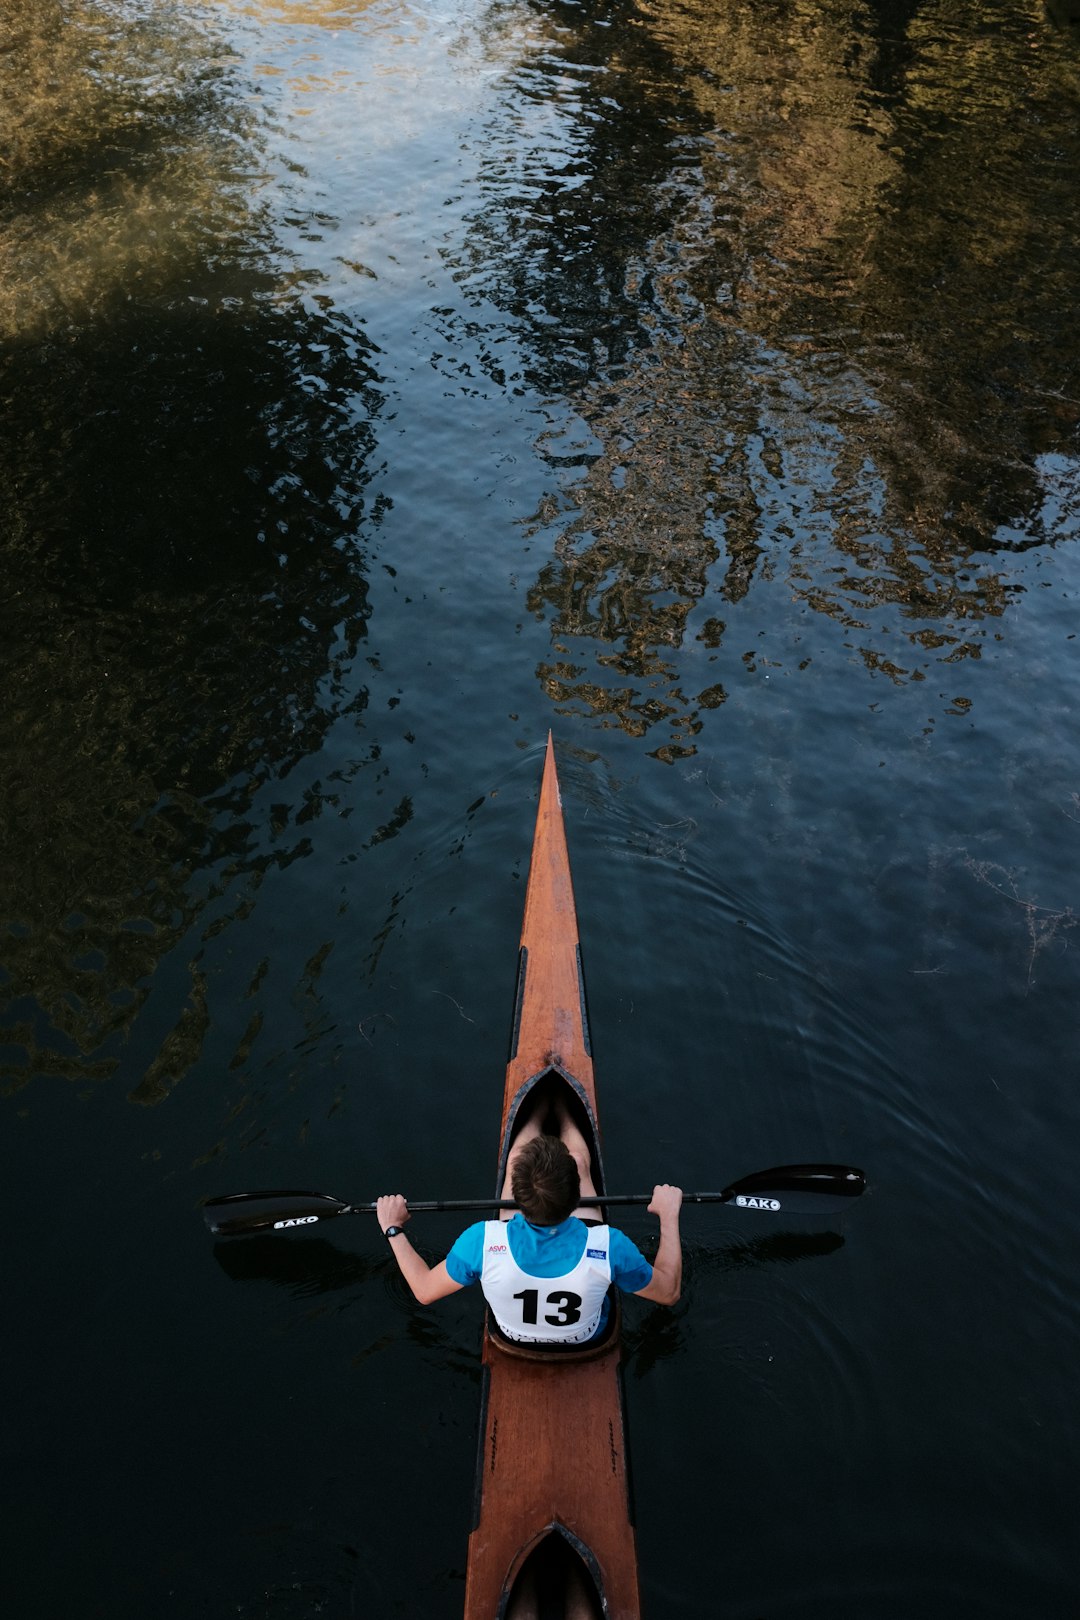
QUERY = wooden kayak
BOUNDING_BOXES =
[463,735,641,1620]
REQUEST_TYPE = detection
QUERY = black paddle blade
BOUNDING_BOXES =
[202,1190,353,1238]
[720,1164,866,1215]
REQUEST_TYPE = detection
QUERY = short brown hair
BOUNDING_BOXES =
[511,1135,581,1225]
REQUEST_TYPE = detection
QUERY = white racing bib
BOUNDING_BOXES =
[481,1220,613,1344]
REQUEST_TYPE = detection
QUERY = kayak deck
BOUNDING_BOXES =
[463,738,640,1620]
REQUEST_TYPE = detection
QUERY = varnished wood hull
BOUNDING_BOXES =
[464,736,640,1620]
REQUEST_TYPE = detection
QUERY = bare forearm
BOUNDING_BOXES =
[387,1233,438,1303]
[375,1196,464,1306]
[650,1217,682,1305]
[635,1184,684,1307]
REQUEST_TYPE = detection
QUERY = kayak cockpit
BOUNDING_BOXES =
[502,1526,606,1620]
[497,1066,605,1201]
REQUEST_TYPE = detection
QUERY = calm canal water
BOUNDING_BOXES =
[2,1,1078,1615]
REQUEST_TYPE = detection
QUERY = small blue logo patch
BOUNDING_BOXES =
[586,1247,607,1259]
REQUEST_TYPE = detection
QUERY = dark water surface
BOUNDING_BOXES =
[2,0,1078,1615]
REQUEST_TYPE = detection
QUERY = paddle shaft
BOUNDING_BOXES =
[356,1194,795,1212]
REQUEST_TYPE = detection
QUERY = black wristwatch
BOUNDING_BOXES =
[384,1225,407,1240]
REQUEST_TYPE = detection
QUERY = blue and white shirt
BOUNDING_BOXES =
[446,1215,652,1345]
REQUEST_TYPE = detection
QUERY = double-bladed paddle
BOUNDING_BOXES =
[202,1164,866,1238]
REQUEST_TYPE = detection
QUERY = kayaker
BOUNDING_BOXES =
[376,1091,683,1345]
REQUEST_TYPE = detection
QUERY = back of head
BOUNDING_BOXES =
[511,1134,580,1225]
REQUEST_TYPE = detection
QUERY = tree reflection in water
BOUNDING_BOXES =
[2,0,1078,1091]
[0,1,381,1097]
[453,0,1080,758]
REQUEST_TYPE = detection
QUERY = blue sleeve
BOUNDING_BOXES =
[445,1222,486,1286]
[609,1228,653,1293]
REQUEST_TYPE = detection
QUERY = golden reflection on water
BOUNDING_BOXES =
[0,2,275,342]
[209,0,382,24]
[496,0,1080,755]
[0,0,378,1099]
